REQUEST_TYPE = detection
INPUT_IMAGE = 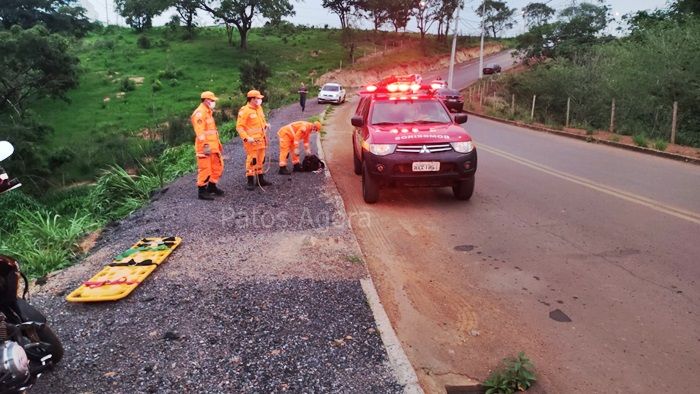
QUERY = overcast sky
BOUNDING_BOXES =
[80,0,671,36]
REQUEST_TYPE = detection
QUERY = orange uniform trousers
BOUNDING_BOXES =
[196,153,224,187]
[244,144,266,176]
[278,134,299,167]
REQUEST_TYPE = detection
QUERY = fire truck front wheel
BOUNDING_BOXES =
[453,176,475,201]
[362,162,380,204]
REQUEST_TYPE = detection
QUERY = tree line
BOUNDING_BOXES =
[496,0,700,147]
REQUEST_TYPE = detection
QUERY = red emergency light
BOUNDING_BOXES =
[359,74,438,97]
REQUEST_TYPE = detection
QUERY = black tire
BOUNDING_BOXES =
[16,300,64,364]
[353,140,362,175]
[37,323,64,364]
[453,176,475,201]
[362,162,379,204]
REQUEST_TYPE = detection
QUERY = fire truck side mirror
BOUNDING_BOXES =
[351,115,365,127]
[454,113,468,124]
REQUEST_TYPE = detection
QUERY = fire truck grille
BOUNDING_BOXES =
[395,143,452,153]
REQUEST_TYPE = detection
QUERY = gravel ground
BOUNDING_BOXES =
[30,100,403,393]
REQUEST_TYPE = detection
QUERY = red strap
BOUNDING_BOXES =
[83,277,140,288]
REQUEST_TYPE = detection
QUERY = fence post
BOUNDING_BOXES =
[565,97,571,128]
[531,95,536,120]
[511,94,515,116]
[671,101,678,144]
[609,98,616,133]
[480,82,485,106]
[339,60,342,69]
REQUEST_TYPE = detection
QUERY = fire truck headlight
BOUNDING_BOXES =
[369,144,396,156]
[451,141,474,153]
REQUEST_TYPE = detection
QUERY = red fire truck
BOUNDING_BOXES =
[350,75,477,203]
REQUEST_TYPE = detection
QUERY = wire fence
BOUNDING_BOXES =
[465,77,685,146]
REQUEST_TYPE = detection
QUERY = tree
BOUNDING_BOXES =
[199,0,295,50]
[115,0,170,31]
[386,0,413,32]
[357,0,388,31]
[0,25,79,117]
[322,0,358,30]
[672,0,700,15]
[0,0,91,36]
[514,22,557,61]
[174,0,199,34]
[515,1,611,62]
[522,2,554,27]
[476,0,516,38]
[556,1,611,55]
[434,0,461,41]
[413,0,441,39]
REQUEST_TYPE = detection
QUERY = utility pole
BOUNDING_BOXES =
[447,3,461,89]
[478,1,486,80]
[105,0,109,25]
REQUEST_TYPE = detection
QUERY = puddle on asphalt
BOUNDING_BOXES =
[549,309,572,322]
[454,244,475,252]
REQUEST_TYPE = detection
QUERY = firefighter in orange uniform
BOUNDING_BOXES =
[236,90,272,190]
[277,121,322,175]
[191,91,224,200]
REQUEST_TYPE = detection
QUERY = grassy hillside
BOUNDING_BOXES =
[32,26,352,182]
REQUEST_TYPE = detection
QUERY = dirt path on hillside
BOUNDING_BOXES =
[29,100,404,393]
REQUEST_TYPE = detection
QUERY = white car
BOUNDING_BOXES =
[318,83,346,104]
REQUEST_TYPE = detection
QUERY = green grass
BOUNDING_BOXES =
[633,134,648,148]
[653,139,668,151]
[0,139,198,278]
[30,26,348,182]
[345,255,365,265]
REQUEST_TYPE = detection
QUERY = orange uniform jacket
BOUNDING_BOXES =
[236,103,268,150]
[191,103,222,156]
[277,121,314,151]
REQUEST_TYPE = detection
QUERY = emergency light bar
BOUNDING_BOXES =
[360,74,438,96]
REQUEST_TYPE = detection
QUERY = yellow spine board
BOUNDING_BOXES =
[66,237,181,302]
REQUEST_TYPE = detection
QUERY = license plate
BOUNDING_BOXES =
[412,162,440,172]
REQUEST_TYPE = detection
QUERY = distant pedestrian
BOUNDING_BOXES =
[298,82,308,112]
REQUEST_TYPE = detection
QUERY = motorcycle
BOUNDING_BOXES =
[0,141,63,393]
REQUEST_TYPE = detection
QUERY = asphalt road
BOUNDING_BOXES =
[322,52,700,393]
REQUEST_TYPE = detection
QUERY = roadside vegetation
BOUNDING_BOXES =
[483,352,537,394]
[467,0,700,148]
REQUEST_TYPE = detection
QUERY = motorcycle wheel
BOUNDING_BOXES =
[36,323,64,364]
[17,300,64,364]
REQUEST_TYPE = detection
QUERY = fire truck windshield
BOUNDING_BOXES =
[370,100,452,125]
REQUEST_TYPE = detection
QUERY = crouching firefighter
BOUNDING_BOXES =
[237,90,271,191]
[191,91,224,200]
[277,121,321,175]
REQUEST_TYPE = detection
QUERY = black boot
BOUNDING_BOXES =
[278,166,292,175]
[293,163,303,172]
[198,186,214,200]
[258,174,272,186]
[207,182,224,196]
[246,176,255,191]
